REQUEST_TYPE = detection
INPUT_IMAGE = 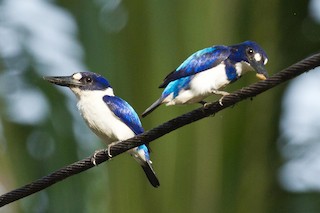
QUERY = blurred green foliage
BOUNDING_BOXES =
[1,0,320,213]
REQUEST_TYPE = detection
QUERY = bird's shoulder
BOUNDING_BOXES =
[159,45,231,88]
[102,95,144,135]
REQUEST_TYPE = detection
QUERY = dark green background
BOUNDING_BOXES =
[1,0,320,212]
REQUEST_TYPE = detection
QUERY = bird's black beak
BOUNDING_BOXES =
[43,76,82,87]
[250,60,269,80]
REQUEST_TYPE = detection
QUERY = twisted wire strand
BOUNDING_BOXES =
[1,52,320,207]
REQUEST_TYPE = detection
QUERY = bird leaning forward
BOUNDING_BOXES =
[142,41,269,117]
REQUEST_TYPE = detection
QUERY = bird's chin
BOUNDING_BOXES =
[256,73,267,80]
[69,87,82,97]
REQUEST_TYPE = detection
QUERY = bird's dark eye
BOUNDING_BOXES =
[83,76,93,83]
[246,48,254,56]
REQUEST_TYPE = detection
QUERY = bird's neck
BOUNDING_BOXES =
[71,87,115,100]
[235,61,253,76]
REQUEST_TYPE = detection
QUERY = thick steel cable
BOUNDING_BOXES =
[1,52,320,207]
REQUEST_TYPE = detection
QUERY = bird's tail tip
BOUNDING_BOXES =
[141,98,162,118]
[141,162,160,188]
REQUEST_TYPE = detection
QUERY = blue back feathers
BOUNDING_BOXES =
[103,95,144,135]
[162,76,191,98]
[159,46,231,88]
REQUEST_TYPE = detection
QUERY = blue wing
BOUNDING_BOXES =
[103,95,144,135]
[159,45,231,88]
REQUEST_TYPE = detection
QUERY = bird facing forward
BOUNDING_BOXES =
[44,71,160,188]
[142,41,269,117]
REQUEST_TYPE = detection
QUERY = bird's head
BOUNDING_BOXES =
[44,72,113,97]
[229,41,269,80]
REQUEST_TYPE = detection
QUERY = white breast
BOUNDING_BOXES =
[165,64,230,105]
[73,89,135,144]
[190,63,229,94]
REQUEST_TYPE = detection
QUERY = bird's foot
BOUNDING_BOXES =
[199,101,211,108]
[199,101,207,106]
[204,102,211,108]
[91,149,105,166]
[211,90,230,106]
[106,141,119,158]
[219,97,224,106]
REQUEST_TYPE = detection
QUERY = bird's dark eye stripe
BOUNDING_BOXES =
[82,76,92,83]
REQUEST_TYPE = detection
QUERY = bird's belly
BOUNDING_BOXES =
[166,65,230,105]
[77,99,135,144]
[190,64,230,94]
[164,90,207,105]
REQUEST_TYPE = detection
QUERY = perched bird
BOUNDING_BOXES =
[142,41,269,117]
[44,72,160,187]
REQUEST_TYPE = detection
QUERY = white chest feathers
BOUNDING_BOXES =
[164,63,230,105]
[73,89,135,144]
[190,63,230,93]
